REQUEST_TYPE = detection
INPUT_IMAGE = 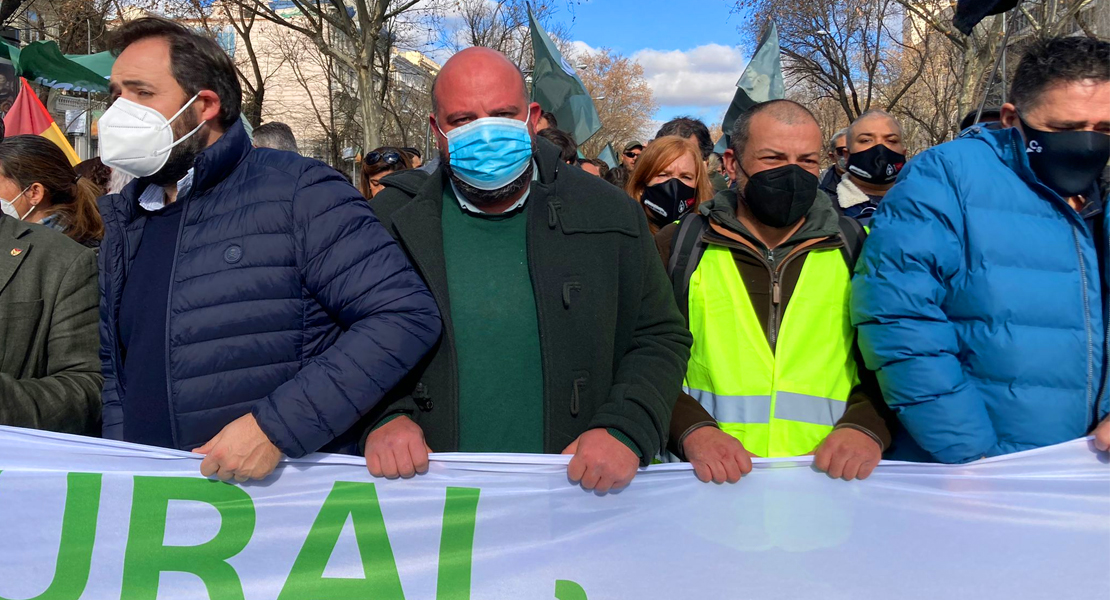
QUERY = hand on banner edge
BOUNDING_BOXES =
[364,415,432,479]
[682,426,753,484]
[193,413,283,483]
[1093,416,1110,452]
[563,428,639,495]
[813,427,882,481]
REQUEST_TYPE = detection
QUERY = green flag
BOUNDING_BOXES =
[0,41,111,93]
[528,7,601,146]
[598,144,618,169]
[714,22,784,154]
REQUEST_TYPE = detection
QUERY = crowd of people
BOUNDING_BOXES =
[2,16,1109,492]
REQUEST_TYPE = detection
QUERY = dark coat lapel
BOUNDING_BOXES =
[0,217,31,295]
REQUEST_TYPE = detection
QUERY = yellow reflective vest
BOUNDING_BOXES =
[684,243,859,457]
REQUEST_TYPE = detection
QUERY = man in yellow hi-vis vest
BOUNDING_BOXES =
[656,100,897,482]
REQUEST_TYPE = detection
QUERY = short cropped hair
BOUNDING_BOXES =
[848,109,903,140]
[252,122,299,154]
[537,127,578,164]
[730,99,818,158]
[577,157,609,177]
[1011,36,1110,112]
[655,116,713,160]
[109,17,242,129]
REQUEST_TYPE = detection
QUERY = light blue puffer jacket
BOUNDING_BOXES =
[852,125,1109,463]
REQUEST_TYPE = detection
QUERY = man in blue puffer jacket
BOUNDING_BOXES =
[97,18,441,481]
[852,36,1110,464]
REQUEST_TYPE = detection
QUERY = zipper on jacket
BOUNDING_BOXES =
[109,215,128,398]
[1072,227,1095,422]
[163,194,190,448]
[705,231,840,352]
[768,247,818,350]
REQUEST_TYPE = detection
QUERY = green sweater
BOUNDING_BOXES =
[441,187,545,453]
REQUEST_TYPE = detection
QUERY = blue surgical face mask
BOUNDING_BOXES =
[438,117,533,190]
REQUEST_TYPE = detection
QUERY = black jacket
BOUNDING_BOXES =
[365,139,692,463]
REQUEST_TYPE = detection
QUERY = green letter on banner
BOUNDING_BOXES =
[278,481,404,600]
[121,477,255,600]
[0,472,101,600]
[436,487,481,600]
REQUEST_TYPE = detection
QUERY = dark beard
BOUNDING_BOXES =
[449,161,534,209]
[148,110,205,186]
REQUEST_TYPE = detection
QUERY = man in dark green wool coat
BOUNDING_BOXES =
[362,46,693,494]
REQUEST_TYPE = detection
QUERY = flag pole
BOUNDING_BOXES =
[974,11,1016,124]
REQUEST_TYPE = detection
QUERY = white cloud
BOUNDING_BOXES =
[632,44,747,108]
[567,40,600,59]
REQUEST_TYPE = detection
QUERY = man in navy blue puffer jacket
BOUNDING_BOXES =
[97,18,441,481]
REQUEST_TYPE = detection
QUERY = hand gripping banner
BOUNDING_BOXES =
[0,426,1107,599]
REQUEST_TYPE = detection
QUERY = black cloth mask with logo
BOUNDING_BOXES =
[742,164,819,228]
[1019,115,1110,198]
[847,144,906,185]
[642,178,697,226]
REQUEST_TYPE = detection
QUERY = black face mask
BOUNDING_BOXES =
[847,144,906,185]
[642,178,697,225]
[1019,115,1110,198]
[742,164,819,228]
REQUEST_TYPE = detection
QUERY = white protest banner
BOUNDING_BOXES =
[0,426,1107,599]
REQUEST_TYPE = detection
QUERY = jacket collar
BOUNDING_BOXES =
[188,120,252,196]
[836,177,876,209]
[699,187,842,251]
[387,137,566,310]
[109,120,252,226]
[0,214,33,295]
[963,124,1110,223]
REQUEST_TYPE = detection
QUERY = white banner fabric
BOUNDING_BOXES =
[0,426,1107,600]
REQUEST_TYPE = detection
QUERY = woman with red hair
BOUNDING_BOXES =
[626,136,714,234]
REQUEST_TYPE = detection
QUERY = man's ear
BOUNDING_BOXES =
[723,149,740,183]
[1000,102,1021,129]
[196,90,222,124]
[526,102,543,133]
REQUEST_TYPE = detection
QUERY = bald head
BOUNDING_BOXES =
[846,109,905,154]
[432,47,529,121]
[723,99,823,184]
[729,99,820,158]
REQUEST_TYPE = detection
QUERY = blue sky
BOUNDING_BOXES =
[555,0,753,127]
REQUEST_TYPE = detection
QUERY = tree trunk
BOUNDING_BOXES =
[357,62,381,152]
[242,89,264,128]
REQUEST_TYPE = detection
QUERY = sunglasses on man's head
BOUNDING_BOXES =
[835,146,848,156]
[624,150,641,158]
[366,151,402,166]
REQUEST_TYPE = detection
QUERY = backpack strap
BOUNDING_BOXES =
[667,213,710,307]
[837,214,868,272]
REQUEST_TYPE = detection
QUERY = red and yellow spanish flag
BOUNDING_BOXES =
[3,77,80,166]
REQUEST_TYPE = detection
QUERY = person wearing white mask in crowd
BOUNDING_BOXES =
[0,136,104,248]
[95,17,441,482]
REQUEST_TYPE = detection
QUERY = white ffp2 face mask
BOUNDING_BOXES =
[98,95,205,178]
[0,186,33,220]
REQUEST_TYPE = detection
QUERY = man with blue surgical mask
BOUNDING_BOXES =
[96,18,441,482]
[364,47,692,494]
